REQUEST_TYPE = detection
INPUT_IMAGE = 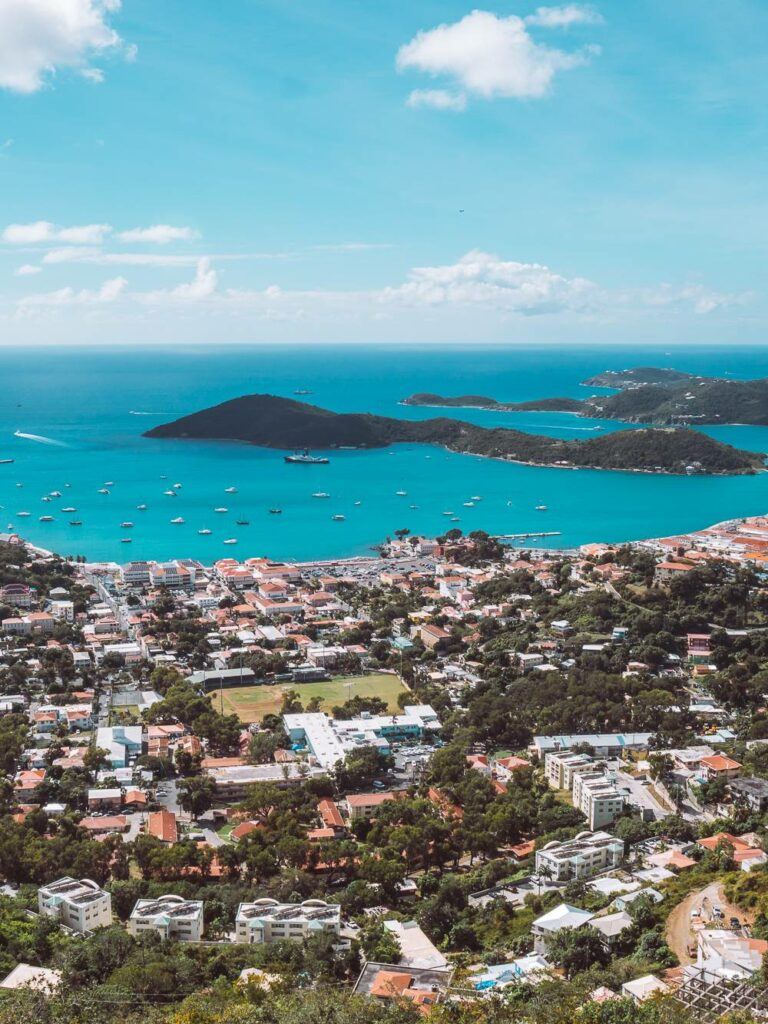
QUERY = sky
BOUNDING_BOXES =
[0,0,767,346]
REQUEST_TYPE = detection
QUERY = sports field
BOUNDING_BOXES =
[209,673,408,723]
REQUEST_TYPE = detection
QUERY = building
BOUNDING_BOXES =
[383,919,448,970]
[128,895,204,942]
[205,762,325,801]
[146,809,178,844]
[95,725,143,767]
[535,831,624,882]
[729,777,768,812]
[544,750,595,790]
[283,706,441,770]
[572,770,625,830]
[235,898,341,944]
[700,754,742,781]
[621,975,670,1003]
[345,791,398,821]
[37,877,112,933]
[353,963,452,1012]
[420,624,451,650]
[532,903,594,954]
[532,733,653,759]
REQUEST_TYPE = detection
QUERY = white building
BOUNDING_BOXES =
[533,733,653,759]
[544,750,594,790]
[37,877,112,933]
[128,895,204,942]
[95,725,143,767]
[532,903,594,954]
[535,831,624,882]
[572,770,625,830]
[383,919,448,970]
[235,898,341,944]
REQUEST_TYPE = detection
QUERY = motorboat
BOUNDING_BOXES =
[61,506,77,513]
[39,515,54,522]
[16,511,30,517]
[69,520,82,526]
[198,528,212,535]
[396,490,407,496]
[223,538,237,545]
[121,521,134,529]
[121,538,132,544]
[269,508,282,515]
[535,504,548,511]
[331,514,345,521]
[463,501,475,507]
[137,504,148,511]
[163,489,176,496]
[50,490,62,497]
[312,492,330,498]
[98,488,110,495]
[170,516,185,524]
[225,487,237,493]
[214,507,228,513]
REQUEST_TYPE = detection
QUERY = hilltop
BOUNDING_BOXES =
[144,393,764,475]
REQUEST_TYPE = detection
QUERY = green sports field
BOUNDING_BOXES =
[209,673,408,723]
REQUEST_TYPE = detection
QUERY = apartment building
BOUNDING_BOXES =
[572,770,625,830]
[544,750,595,790]
[235,898,341,944]
[128,896,204,942]
[37,877,112,933]
[535,830,624,882]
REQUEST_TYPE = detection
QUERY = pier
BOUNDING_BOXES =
[496,531,562,540]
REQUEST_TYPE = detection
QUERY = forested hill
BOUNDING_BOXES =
[144,394,764,475]
[401,393,585,413]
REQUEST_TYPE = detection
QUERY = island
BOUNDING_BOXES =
[144,393,764,475]
[403,367,768,426]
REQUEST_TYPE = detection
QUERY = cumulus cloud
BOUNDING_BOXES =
[18,275,127,307]
[139,258,218,303]
[0,0,131,94]
[524,5,603,28]
[14,263,41,276]
[2,221,112,244]
[396,9,599,108]
[117,224,200,244]
[379,249,597,315]
[406,88,467,111]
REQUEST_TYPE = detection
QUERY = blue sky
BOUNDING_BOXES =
[1,0,767,344]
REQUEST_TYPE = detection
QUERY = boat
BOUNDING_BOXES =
[442,511,454,516]
[225,487,237,493]
[121,538,132,544]
[163,489,176,496]
[396,490,407,496]
[463,501,475,507]
[173,483,182,489]
[198,528,212,535]
[223,538,237,545]
[214,507,228,513]
[49,490,61,497]
[0,459,14,465]
[471,496,482,501]
[98,488,110,495]
[15,483,22,488]
[39,515,54,522]
[312,492,330,499]
[236,519,250,526]
[269,508,282,515]
[535,504,548,511]
[69,520,82,526]
[331,514,345,521]
[450,517,461,523]
[170,516,185,524]
[284,449,329,465]
[293,389,313,395]
[41,496,52,502]
[61,506,76,513]
[104,481,114,486]
[121,521,134,529]
[137,504,148,511]
[354,500,362,506]
[16,511,30,517]
[409,504,419,509]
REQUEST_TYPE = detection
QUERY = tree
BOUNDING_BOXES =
[546,925,609,978]
[177,776,216,819]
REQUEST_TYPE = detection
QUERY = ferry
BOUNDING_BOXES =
[170,516,185,524]
[121,521,134,529]
[331,514,345,521]
[198,528,212,535]
[39,515,54,522]
[284,449,329,465]
[214,507,228,513]
[223,538,237,545]
[225,487,237,493]
[137,504,148,511]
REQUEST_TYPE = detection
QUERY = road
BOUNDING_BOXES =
[666,881,751,964]
[615,767,669,821]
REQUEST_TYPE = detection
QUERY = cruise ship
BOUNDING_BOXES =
[284,450,329,465]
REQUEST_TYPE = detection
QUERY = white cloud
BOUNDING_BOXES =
[380,249,597,314]
[0,0,130,94]
[2,221,112,244]
[18,275,127,307]
[117,224,200,244]
[406,88,467,111]
[396,9,598,106]
[140,258,218,303]
[524,5,603,28]
[80,67,105,83]
[639,283,748,316]
[14,263,41,276]
[42,246,202,267]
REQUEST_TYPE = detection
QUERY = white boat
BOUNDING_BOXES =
[354,500,362,506]
[225,487,237,494]
[121,538,132,544]
[137,504,148,511]
[463,501,475,507]
[16,511,30,517]
[39,515,54,522]
[331,514,346,522]
[535,504,548,511]
[15,483,22,488]
[121,521,134,529]
[104,481,115,486]
[98,488,110,495]
[223,538,237,545]
[312,492,330,498]
[442,511,454,516]
[170,516,185,524]
[471,495,482,501]
[50,490,62,497]
[173,483,182,489]
[396,490,407,496]
[409,504,419,509]
[214,507,228,513]
[163,489,176,496]
[41,496,52,502]
[198,528,212,535]
[61,507,77,513]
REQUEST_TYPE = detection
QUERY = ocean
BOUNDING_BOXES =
[3,344,768,564]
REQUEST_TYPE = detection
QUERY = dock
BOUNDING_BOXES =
[497,531,562,540]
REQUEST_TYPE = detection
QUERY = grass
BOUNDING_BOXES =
[209,672,408,723]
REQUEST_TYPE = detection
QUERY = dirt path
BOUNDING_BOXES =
[665,881,751,964]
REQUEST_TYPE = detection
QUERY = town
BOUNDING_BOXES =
[0,516,768,1022]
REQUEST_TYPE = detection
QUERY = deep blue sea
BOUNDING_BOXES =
[3,344,768,563]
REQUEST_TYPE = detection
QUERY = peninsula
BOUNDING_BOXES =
[144,393,764,475]
[403,367,768,426]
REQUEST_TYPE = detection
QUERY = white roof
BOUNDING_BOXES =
[383,919,448,970]
[592,911,633,938]
[621,975,669,1001]
[0,964,62,992]
[533,903,594,933]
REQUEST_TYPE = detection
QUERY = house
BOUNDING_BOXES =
[535,831,624,882]
[146,810,178,844]
[420,624,451,650]
[13,768,46,799]
[95,725,142,767]
[493,755,530,781]
[655,561,695,583]
[695,928,768,978]
[592,911,633,950]
[129,895,204,942]
[87,788,122,811]
[345,792,398,821]
[532,904,594,954]
[79,815,128,835]
[235,898,341,944]
[353,963,453,1015]
[621,975,669,1003]
[700,754,742,781]
[37,877,112,933]
[383,919,448,970]
[729,777,768,812]
[0,964,61,994]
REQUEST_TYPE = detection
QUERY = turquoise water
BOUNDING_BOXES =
[3,344,768,563]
